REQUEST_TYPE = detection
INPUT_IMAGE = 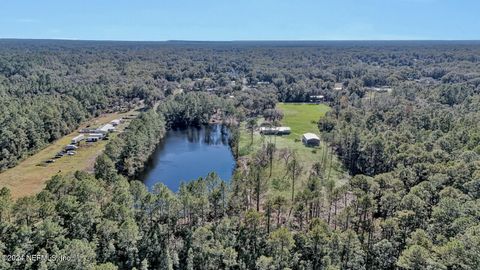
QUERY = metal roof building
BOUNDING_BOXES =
[302,133,320,146]
[97,124,115,134]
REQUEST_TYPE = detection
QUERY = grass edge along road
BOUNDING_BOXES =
[238,103,347,200]
[0,108,141,199]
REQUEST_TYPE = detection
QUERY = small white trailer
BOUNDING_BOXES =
[88,133,105,139]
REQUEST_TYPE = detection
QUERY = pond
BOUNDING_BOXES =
[140,124,236,191]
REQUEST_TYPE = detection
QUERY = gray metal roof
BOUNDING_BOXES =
[302,133,320,141]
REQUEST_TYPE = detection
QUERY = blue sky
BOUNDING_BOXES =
[0,0,478,41]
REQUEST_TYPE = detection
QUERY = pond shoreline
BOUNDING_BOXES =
[138,124,236,192]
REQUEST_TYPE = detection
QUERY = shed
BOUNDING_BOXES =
[302,133,320,146]
[71,134,84,144]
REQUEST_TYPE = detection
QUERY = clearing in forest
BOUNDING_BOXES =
[277,103,331,139]
[238,103,346,200]
[0,108,142,199]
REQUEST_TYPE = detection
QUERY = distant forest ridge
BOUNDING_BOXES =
[1,39,480,48]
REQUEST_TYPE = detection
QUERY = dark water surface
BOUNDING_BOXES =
[140,125,235,191]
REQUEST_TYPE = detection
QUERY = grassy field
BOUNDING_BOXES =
[238,103,346,200]
[277,103,331,139]
[0,108,141,199]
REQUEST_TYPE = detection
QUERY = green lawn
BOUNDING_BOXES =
[277,103,331,139]
[238,103,346,200]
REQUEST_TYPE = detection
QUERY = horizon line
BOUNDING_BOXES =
[1,38,480,43]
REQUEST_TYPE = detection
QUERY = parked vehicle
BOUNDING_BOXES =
[65,144,79,151]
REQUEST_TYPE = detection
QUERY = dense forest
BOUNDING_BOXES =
[1,40,480,269]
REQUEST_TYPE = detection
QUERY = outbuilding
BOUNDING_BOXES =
[302,133,320,146]
[71,134,84,144]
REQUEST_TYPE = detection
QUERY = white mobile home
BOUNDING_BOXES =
[86,137,99,142]
[96,124,115,134]
[79,128,98,134]
[71,134,84,144]
[88,133,104,139]
[260,126,291,135]
[302,133,320,146]
[277,127,291,134]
